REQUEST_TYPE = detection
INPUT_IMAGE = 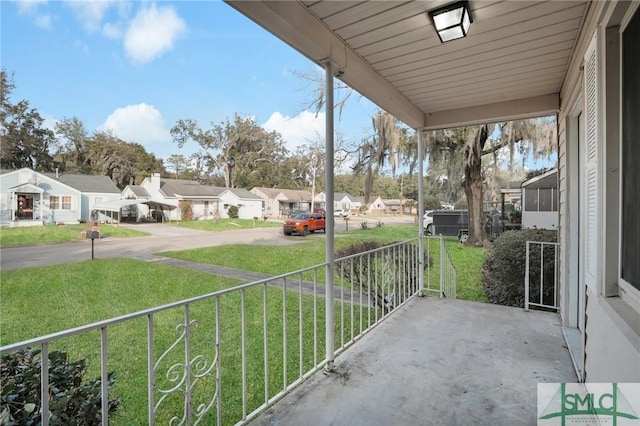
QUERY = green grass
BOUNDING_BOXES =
[443,238,488,302]
[0,224,148,247]
[161,224,421,277]
[175,218,282,231]
[1,259,371,425]
[161,225,486,302]
[1,224,487,423]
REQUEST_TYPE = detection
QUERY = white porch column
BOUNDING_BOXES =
[325,60,335,370]
[417,128,425,295]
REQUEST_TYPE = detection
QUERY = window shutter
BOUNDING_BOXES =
[584,33,600,291]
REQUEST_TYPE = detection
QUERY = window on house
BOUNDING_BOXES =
[525,189,538,211]
[50,196,60,210]
[538,189,552,211]
[61,196,71,210]
[50,196,72,210]
[621,7,640,291]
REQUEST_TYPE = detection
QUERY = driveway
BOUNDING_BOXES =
[0,223,295,271]
[0,216,418,271]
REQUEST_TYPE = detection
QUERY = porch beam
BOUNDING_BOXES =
[423,94,559,130]
[225,0,424,129]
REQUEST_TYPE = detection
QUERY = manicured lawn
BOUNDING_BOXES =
[176,218,283,231]
[1,224,487,423]
[1,259,368,425]
[161,225,487,302]
[161,224,422,276]
[0,224,148,247]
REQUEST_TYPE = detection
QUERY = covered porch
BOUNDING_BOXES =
[256,297,576,426]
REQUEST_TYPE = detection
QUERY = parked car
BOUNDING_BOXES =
[423,210,434,235]
[286,209,309,218]
[283,212,326,236]
[431,209,502,242]
[334,209,350,218]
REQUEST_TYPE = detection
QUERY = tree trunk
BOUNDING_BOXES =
[463,125,489,245]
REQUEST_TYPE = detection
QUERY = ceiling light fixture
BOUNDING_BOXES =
[428,1,473,43]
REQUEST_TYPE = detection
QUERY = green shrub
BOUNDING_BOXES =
[0,349,119,425]
[179,201,193,221]
[335,241,431,312]
[227,205,239,218]
[423,196,441,211]
[360,221,369,230]
[482,229,557,308]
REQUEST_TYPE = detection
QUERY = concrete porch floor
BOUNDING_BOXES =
[254,297,577,426]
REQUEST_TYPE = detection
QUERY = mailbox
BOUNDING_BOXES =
[86,230,100,240]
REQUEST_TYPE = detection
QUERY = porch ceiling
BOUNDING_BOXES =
[226,1,590,129]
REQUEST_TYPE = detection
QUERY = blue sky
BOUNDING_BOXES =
[1,0,380,161]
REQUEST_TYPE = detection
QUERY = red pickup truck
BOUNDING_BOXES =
[283,212,326,236]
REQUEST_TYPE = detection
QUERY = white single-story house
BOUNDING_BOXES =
[521,169,558,230]
[315,192,360,213]
[120,185,152,221]
[0,168,120,226]
[355,196,386,214]
[250,187,312,217]
[230,1,640,382]
[45,172,122,222]
[136,174,263,221]
[139,173,223,221]
[219,188,263,219]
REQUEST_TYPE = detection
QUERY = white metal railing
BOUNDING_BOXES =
[422,236,457,299]
[439,237,457,299]
[524,241,559,311]
[0,238,442,425]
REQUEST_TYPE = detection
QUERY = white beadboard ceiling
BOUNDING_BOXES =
[226,1,589,129]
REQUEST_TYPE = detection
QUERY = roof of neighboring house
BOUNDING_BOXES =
[522,169,558,189]
[44,173,120,193]
[384,199,402,206]
[225,188,263,200]
[355,196,384,204]
[252,187,282,198]
[499,181,522,191]
[335,192,357,202]
[127,185,151,198]
[253,187,312,201]
[159,178,224,198]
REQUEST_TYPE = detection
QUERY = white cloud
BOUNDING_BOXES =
[262,111,325,151]
[16,0,53,29]
[102,21,123,39]
[123,4,186,64]
[66,0,117,33]
[98,103,170,146]
[33,13,52,29]
[16,0,47,15]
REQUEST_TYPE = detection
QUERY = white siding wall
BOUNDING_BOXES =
[584,288,640,382]
[557,1,640,382]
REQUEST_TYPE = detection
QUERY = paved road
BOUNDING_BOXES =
[0,224,297,271]
[0,216,417,271]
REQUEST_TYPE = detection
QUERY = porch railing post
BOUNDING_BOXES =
[439,236,445,298]
[525,242,530,311]
[324,59,335,370]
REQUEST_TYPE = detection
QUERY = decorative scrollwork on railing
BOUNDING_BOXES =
[152,317,219,425]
